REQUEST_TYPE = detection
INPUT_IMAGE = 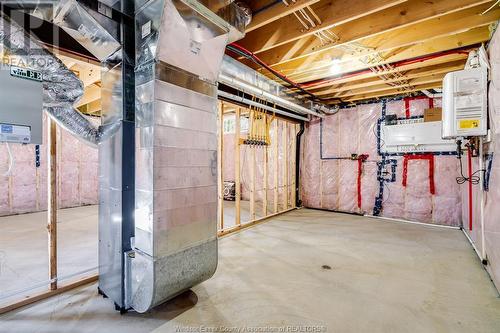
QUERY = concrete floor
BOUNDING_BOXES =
[0,205,98,304]
[1,208,500,333]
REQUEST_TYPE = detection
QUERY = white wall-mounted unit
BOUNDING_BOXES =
[0,67,43,144]
[381,119,456,154]
[442,67,488,139]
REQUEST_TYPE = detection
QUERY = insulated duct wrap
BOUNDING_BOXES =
[0,15,118,147]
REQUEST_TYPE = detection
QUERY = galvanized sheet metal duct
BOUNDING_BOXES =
[125,0,245,312]
[0,15,118,146]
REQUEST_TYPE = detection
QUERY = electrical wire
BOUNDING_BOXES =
[2,142,14,177]
[226,43,336,102]
[456,157,484,185]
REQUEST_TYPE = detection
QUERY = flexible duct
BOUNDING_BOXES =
[0,14,119,147]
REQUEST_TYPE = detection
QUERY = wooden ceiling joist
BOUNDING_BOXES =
[300,53,469,90]
[313,60,466,98]
[273,25,491,82]
[333,74,446,99]
[239,0,406,54]
[231,0,500,103]
[245,0,322,33]
[343,82,443,103]
[252,0,494,67]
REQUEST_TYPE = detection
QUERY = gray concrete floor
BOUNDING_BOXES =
[0,205,98,304]
[1,208,500,333]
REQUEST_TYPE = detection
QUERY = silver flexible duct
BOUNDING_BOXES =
[0,16,118,147]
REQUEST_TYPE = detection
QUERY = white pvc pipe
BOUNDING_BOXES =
[219,74,324,118]
[479,136,486,261]
[218,91,309,122]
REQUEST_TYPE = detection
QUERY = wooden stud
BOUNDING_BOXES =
[218,101,224,231]
[262,116,268,217]
[235,107,241,226]
[282,121,288,211]
[47,119,58,291]
[273,119,279,213]
[250,143,256,221]
[291,123,297,208]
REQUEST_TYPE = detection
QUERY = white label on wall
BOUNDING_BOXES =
[142,21,151,39]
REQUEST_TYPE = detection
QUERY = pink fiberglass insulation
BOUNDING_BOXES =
[224,117,291,210]
[468,26,500,290]
[0,114,99,216]
[301,118,321,208]
[300,96,462,226]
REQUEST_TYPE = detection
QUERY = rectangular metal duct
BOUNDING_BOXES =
[97,0,245,313]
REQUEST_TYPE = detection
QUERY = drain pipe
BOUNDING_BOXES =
[479,137,487,264]
[295,121,305,207]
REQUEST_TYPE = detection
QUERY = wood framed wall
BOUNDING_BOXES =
[218,101,299,236]
[0,55,101,315]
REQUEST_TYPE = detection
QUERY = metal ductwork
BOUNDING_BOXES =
[218,90,309,122]
[0,14,119,147]
[219,55,325,118]
[3,0,121,61]
[100,0,245,313]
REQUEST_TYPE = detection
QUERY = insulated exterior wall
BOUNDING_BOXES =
[301,98,461,226]
[222,117,295,210]
[475,26,500,290]
[0,114,99,216]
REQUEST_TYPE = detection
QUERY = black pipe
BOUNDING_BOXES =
[295,121,305,207]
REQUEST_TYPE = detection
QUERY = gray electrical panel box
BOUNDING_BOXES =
[0,66,43,144]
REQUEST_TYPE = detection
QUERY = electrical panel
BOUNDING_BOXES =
[0,66,43,144]
[380,119,456,154]
[442,67,488,139]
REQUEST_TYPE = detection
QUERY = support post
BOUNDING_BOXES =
[47,119,57,291]
[273,119,279,213]
[282,121,288,210]
[291,123,297,208]
[235,107,241,226]
[218,102,224,230]
[250,144,256,221]
[263,115,268,217]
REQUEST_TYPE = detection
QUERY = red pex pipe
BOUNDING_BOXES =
[468,146,473,231]
[402,154,435,194]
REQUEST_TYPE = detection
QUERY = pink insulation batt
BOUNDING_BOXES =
[223,118,293,210]
[0,114,99,216]
[466,26,500,291]
[300,97,462,226]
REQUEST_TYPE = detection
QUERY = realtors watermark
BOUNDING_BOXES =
[175,325,327,333]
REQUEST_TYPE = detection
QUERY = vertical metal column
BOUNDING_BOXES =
[118,1,135,312]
